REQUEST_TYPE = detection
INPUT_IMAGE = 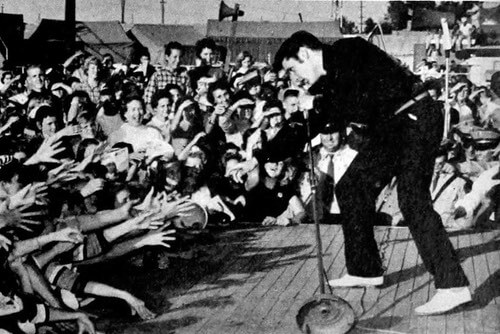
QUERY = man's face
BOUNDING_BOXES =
[320,132,341,152]
[282,54,320,87]
[41,116,58,138]
[434,156,446,174]
[199,47,214,65]
[26,67,45,92]
[165,49,182,69]
[283,96,299,115]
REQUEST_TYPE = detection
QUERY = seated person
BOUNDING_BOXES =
[243,144,305,226]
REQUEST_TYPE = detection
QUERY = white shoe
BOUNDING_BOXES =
[415,287,472,315]
[328,274,384,287]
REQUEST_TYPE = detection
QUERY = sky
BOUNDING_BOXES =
[3,0,388,27]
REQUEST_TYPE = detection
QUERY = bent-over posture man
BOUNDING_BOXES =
[274,31,470,315]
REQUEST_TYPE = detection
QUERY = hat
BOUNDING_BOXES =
[470,129,500,150]
[262,141,289,163]
[320,122,342,134]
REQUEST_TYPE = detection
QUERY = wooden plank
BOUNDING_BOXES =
[469,230,494,334]
[344,226,392,323]
[461,231,484,334]
[225,225,320,334]
[161,226,297,333]
[445,233,465,334]
[276,225,347,329]
[390,228,424,334]
[355,228,410,331]
[255,224,342,332]
[407,232,432,334]
[480,230,500,306]
[196,225,312,334]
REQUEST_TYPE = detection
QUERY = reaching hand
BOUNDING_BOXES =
[276,215,292,226]
[160,196,195,220]
[0,234,12,251]
[55,125,81,139]
[51,227,84,244]
[27,137,65,165]
[262,216,277,226]
[135,225,176,250]
[76,312,96,334]
[124,211,166,231]
[0,206,44,232]
[126,296,156,320]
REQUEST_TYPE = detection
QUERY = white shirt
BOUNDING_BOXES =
[317,145,358,214]
[109,123,164,152]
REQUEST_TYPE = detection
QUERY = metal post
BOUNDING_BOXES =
[160,0,165,24]
[121,0,126,23]
[304,109,326,294]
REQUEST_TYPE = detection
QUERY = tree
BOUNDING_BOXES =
[364,18,377,34]
[387,1,410,30]
[364,17,393,35]
[340,16,358,34]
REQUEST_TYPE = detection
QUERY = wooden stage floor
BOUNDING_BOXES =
[99,224,500,334]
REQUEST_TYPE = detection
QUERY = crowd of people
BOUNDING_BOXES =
[0,33,499,332]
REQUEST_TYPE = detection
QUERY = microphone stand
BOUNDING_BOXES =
[304,108,326,294]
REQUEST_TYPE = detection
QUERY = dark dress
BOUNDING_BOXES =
[244,181,294,222]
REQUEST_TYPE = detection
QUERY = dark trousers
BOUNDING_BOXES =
[335,97,469,289]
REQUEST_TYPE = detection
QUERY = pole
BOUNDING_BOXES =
[160,0,165,24]
[359,1,363,34]
[65,0,75,54]
[121,0,126,23]
[304,109,326,294]
[441,18,452,139]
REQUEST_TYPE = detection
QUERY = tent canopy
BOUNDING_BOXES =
[29,19,135,63]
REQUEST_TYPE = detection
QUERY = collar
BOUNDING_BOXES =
[308,45,338,96]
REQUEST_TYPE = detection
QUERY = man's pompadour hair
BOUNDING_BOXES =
[273,30,323,72]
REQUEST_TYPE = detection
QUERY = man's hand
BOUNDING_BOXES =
[298,94,315,111]
[25,137,65,165]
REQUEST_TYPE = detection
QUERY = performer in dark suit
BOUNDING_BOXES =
[274,31,470,315]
